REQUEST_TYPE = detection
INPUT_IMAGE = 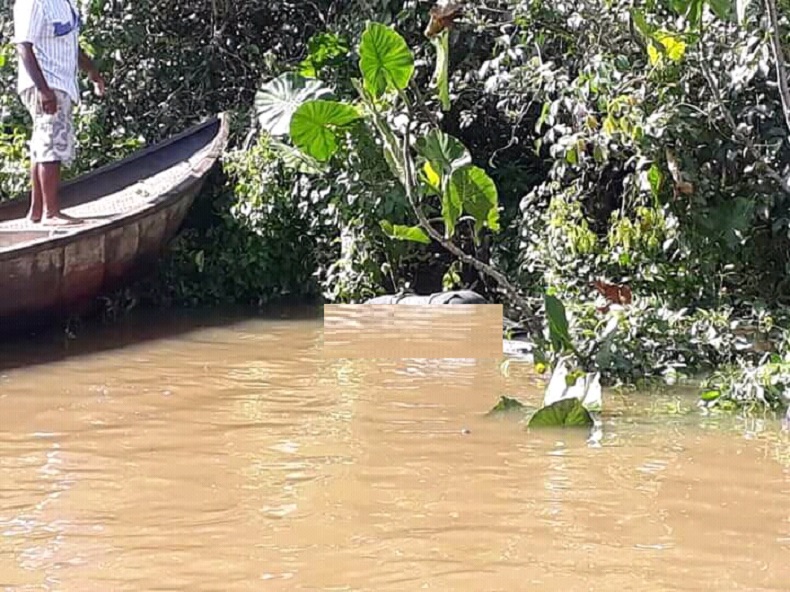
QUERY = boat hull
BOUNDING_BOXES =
[0,114,229,334]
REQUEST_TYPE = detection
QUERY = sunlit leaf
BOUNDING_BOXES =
[416,130,472,178]
[441,186,463,238]
[299,32,349,78]
[657,32,686,62]
[254,73,333,137]
[359,22,414,97]
[422,161,441,193]
[290,100,362,161]
[448,165,500,241]
[648,163,663,197]
[701,389,722,401]
[545,294,572,354]
[379,220,431,244]
[602,116,618,135]
[431,29,451,111]
[527,398,594,428]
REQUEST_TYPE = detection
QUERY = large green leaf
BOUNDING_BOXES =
[254,73,333,137]
[441,187,463,238]
[527,398,594,428]
[431,30,451,111]
[358,22,414,97]
[545,294,572,354]
[290,100,362,162]
[416,130,471,179]
[448,165,500,240]
[379,220,430,244]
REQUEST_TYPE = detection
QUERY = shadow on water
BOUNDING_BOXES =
[0,303,323,373]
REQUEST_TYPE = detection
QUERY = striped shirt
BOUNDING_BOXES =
[13,0,82,104]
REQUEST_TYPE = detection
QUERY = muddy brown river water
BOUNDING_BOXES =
[0,308,788,591]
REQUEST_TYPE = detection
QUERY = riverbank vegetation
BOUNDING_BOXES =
[1,0,789,412]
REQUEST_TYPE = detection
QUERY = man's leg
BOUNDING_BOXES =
[38,160,80,224]
[27,162,43,222]
[36,92,80,225]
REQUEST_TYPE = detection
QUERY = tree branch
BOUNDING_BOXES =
[397,96,537,313]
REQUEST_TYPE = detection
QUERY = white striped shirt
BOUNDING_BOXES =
[13,0,81,104]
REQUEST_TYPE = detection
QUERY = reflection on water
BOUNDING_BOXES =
[0,308,788,591]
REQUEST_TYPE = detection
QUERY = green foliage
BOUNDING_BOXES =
[254,73,333,137]
[380,221,430,244]
[431,30,451,111]
[358,22,415,96]
[140,135,321,307]
[545,294,573,356]
[527,398,594,428]
[416,130,472,181]
[447,165,500,241]
[2,0,788,414]
[290,100,362,162]
[299,32,350,79]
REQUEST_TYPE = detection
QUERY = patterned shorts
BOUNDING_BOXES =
[20,88,76,167]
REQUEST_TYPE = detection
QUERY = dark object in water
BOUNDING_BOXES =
[0,114,229,334]
[364,290,488,305]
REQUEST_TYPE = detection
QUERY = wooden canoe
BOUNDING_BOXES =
[0,113,230,333]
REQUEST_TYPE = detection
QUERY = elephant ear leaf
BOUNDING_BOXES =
[358,22,415,97]
[290,100,362,162]
[447,165,500,241]
[528,398,593,428]
[254,72,333,137]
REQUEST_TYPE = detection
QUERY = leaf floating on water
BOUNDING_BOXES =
[486,396,527,416]
[527,398,594,429]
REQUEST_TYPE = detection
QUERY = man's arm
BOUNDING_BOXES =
[14,0,57,113]
[17,43,50,93]
[16,43,57,113]
[78,47,105,96]
[78,48,96,75]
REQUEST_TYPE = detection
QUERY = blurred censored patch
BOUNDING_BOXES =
[322,304,503,359]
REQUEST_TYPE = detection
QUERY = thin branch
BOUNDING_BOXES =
[409,78,440,128]
[764,0,790,135]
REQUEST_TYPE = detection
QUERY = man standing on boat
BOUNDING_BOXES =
[13,0,105,225]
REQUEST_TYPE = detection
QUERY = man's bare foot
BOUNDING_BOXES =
[41,213,83,226]
[26,213,42,224]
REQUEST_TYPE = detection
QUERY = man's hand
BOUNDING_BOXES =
[89,69,105,97]
[39,88,57,114]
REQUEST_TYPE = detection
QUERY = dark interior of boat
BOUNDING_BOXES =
[0,116,223,224]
